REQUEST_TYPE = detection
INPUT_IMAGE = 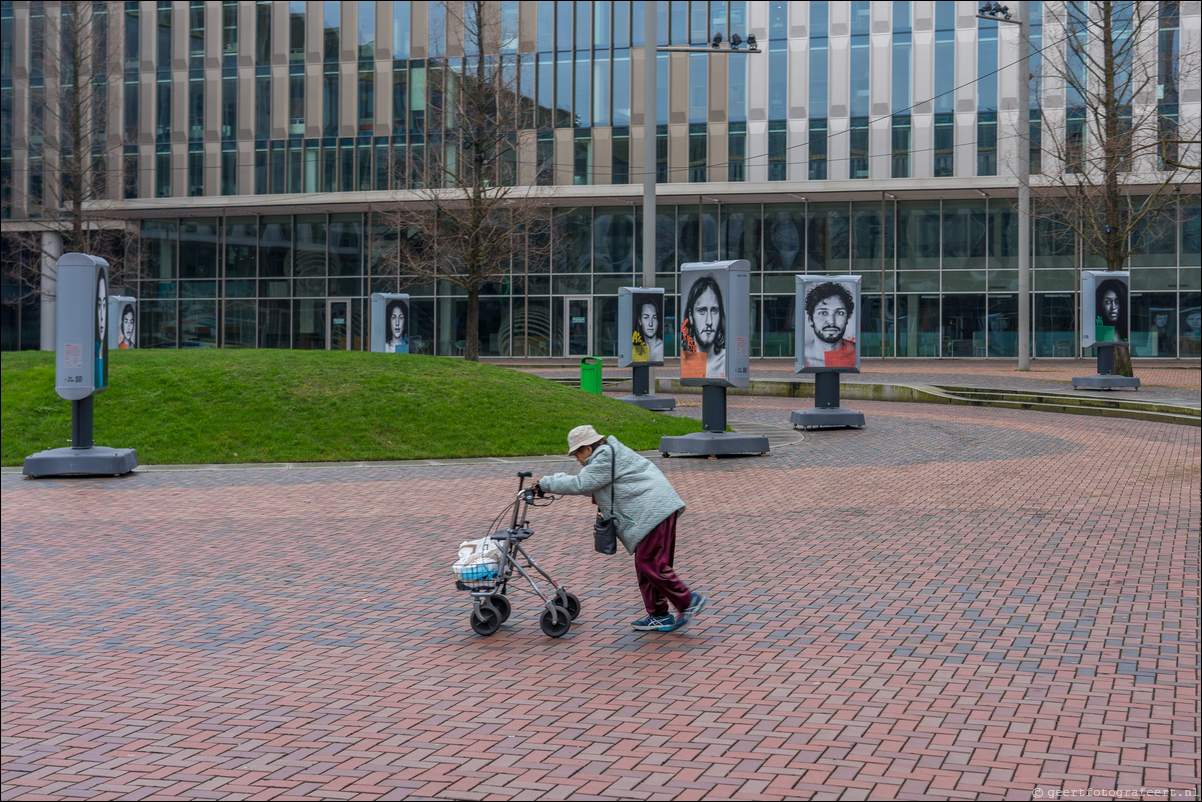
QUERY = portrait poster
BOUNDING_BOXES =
[55,253,111,401]
[1081,271,1130,348]
[617,287,665,367]
[108,296,138,350]
[679,261,750,388]
[795,275,861,374]
[370,293,411,354]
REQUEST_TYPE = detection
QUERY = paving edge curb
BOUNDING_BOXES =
[631,378,1201,427]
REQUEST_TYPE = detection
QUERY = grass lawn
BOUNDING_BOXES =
[1,350,702,466]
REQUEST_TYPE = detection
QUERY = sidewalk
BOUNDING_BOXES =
[2,397,1197,800]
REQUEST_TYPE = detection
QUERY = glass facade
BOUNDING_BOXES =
[2,2,1197,358]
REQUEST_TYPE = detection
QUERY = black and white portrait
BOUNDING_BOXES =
[680,272,726,380]
[118,303,136,349]
[96,274,108,346]
[802,281,858,368]
[385,297,409,353]
[631,292,664,364]
[1095,276,1129,342]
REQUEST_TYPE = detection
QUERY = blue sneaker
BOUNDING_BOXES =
[669,593,708,631]
[631,614,675,631]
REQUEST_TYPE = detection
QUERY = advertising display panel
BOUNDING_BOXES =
[679,261,750,388]
[1081,271,1130,348]
[794,275,862,373]
[108,296,137,350]
[617,287,666,367]
[55,253,110,401]
[370,293,411,353]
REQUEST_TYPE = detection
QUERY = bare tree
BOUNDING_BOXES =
[3,1,142,304]
[377,0,558,361]
[1030,0,1199,374]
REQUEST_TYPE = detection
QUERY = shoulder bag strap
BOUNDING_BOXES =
[608,443,616,519]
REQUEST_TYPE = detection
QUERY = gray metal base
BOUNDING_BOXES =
[1071,374,1141,390]
[790,408,866,429]
[659,432,770,457]
[23,446,139,478]
[618,393,676,411]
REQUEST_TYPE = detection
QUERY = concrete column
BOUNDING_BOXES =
[40,231,63,351]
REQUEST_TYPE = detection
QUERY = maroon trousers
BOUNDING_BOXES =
[634,513,691,616]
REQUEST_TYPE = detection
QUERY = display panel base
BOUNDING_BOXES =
[618,393,676,411]
[659,432,769,457]
[23,446,139,478]
[1071,374,1141,390]
[790,408,866,430]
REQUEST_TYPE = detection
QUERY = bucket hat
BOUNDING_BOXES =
[567,424,606,455]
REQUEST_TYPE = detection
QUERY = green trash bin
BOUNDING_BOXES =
[580,357,602,395]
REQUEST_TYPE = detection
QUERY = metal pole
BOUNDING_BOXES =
[643,1,657,395]
[1017,0,1031,370]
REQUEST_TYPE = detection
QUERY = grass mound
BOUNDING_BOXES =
[1,350,701,466]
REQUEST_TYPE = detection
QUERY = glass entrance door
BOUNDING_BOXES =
[565,296,592,357]
[327,298,351,350]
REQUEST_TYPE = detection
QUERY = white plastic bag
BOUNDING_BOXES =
[452,535,503,581]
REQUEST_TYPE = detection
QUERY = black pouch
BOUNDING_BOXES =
[593,516,618,555]
[593,444,618,555]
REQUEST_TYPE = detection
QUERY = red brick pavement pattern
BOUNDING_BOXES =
[2,400,1198,801]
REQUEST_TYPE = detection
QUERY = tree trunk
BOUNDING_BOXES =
[1113,346,1134,377]
[465,287,480,362]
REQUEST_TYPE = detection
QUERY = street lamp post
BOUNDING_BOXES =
[978,1,1030,370]
[639,6,760,400]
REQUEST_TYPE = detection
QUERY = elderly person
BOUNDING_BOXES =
[536,425,707,633]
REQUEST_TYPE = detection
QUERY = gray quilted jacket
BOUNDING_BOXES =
[539,436,686,554]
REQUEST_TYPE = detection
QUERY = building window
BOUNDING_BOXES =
[255,75,271,140]
[536,130,553,185]
[728,121,746,182]
[809,3,828,119]
[768,40,787,120]
[188,70,203,141]
[157,1,172,70]
[849,117,869,179]
[689,52,707,123]
[392,0,410,59]
[255,1,271,67]
[155,145,171,197]
[891,115,910,178]
[593,51,610,127]
[323,72,339,136]
[655,124,667,182]
[222,69,237,139]
[613,48,630,125]
[190,1,205,67]
[768,120,787,181]
[1030,109,1042,175]
[187,144,203,196]
[123,145,137,199]
[289,1,305,62]
[688,123,706,182]
[156,78,171,142]
[358,70,374,131]
[934,3,954,114]
[323,1,340,63]
[612,126,629,185]
[934,113,954,177]
[221,146,236,195]
[222,0,237,64]
[357,0,373,63]
[808,119,827,180]
[573,129,591,185]
[977,111,997,176]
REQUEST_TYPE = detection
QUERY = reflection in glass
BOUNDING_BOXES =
[1131,292,1177,357]
[223,300,256,347]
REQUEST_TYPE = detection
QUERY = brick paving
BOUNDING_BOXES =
[2,399,1199,801]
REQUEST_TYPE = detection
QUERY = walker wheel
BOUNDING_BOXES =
[540,605,572,638]
[471,605,502,636]
[661,452,670,458]
[489,594,511,623]
[556,589,581,620]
